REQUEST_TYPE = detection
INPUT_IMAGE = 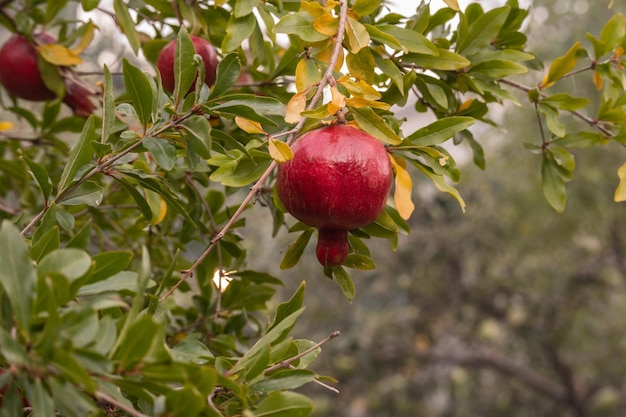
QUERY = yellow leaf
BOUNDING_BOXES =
[316,43,344,71]
[458,99,474,112]
[37,44,83,66]
[0,121,14,131]
[541,42,580,89]
[301,1,326,17]
[285,91,308,124]
[345,97,390,110]
[442,0,460,11]
[70,21,96,55]
[313,14,338,36]
[345,16,370,54]
[614,162,626,202]
[295,58,321,92]
[337,76,381,100]
[235,117,266,134]
[145,189,168,225]
[389,155,415,220]
[269,138,294,163]
[593,70,603,90]
[327,85,346,115]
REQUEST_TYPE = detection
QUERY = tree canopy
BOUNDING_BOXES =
[0,0,626,416]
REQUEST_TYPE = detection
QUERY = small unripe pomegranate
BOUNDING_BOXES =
[0,34,96,117]
[0,34,55,101]
[277,124,393,267]
[156,36,218,94]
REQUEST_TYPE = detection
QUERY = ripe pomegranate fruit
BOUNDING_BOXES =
[0,34,55,101]
[0,34,96,117]
[156,35,218,94]
[277,124,393,267]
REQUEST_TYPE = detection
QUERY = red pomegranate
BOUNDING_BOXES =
[156,36,218,94]
[0,34,96,117]
[276,124,393,267]
[0,34,56,101]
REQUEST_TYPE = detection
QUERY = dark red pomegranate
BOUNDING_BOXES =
[0,34,56,101]
[156,36,219,94]
[0,34,96,117]
[276,124,393,267]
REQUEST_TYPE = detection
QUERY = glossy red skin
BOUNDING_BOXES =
[0,35,55,101]
[316,229,349,266]
[277,125,393,266]
[156,36,218,93]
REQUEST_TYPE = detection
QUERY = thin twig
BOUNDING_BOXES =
[94,390,150,417]
[160,0,350,300]
[264,331,340,374]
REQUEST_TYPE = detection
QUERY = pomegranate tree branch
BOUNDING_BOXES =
[499,78,615,139]
[160,0,350,300]
[19,110,200,237]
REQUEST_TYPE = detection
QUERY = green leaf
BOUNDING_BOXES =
[469,59,528,78]
[23,154,53,201]
[60,180,104,206]
[351,0,382,17]
[38,248,91,282]
[280,229,314,269]
[333,266,355,301]
[222,13,257,52]
[275,12,328,43]
[599,13,626,56]
[30,226,59,262]
[251,369,317,393]
[538,103,565,137]
[0,221,35,333]
[87,251,133,284]
[173,28,197,104]
[112,315,167,370]
[269,281,306,331]
[234,0,258,17]
[404,116,475,146]
[377,25,438,55]
[101,65,116,142]
[457,7,510,55]
[414,164,466,212]
[346,16,370,53]
[350,106,402,145]
[113,0,140,54]
[346,47,376,84]
[143,137,177,171]
[29,378,56,417]
[117,170,197,226]
[57,116,96,194]
[540,93,590,111]
[254,391,314,417]
[122,59,153,130]
[77,271,145,296]
[181,115,212,159]
[402,49,471,71]
[230,308,305,376]
[113,177,153,221]
[541,153,567,212]
[541,42,581,88]
[344,253,376,270]
[209,53,242,99]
